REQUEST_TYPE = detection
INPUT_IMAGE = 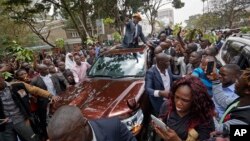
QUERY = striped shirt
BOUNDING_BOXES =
[0,83,25,124]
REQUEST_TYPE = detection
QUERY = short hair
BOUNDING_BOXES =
[240,68,250,87]
[15,69,26,78]
[203,55,215,62]
[205,47,218,56]
[186,43,198,53]
[223,64,241,76]
[191,51,202,59]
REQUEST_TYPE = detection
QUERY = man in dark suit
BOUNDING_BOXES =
[31,64,64,140]
[145,53,175,116]
[47,105,137,141]
[122,13,146,48]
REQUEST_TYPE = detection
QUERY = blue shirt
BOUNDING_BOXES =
[212,83,238,119]
[192,67,213,96]
[95,46,100,58]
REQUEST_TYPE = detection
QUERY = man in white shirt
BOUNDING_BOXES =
[31,64,64,139]
[145,53,175,116]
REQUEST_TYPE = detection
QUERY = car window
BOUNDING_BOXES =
[222,41,245,64]
[88,52,145,77]
[237,47,250,70]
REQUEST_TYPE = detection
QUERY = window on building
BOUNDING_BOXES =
[71,32,80,38]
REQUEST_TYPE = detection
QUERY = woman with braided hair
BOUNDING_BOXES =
[153,75,215,141]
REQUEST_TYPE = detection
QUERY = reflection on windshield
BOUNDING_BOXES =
[88,52,145,77]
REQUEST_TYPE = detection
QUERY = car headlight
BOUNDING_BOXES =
[121,109,144,135]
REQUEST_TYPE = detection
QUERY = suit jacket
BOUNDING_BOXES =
[145,66,174,115]
[31,75,63,109]
[31,75,63,95]
[122,20,146,48]
[89,117,137,141]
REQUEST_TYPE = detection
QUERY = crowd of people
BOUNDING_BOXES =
[0,12,249,141]
[0,44,104,141]
[145,23,249,141]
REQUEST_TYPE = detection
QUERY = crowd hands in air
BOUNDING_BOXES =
[144,23,248,141]
[0,13,249,141]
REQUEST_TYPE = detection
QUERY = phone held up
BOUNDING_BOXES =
[151,115,169,131]
[206,61,214,75]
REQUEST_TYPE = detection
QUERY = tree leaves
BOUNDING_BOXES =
[103,18,115,25]
[173,23,182,37]
[240,26,250,34]
[55,38,65,48]
[1,72,13,80]
[112,32,122,42]
[7,40,34,62]
[172,0,185,9]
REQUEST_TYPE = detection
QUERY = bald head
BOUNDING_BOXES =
[156,53,171,71]
[156,52,170,61]
[48,105,91,141]
[154,46,163,55]
[159,40,172,50]
[159,42,168,50]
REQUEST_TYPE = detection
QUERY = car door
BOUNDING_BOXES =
[237,47,250,70]
[221,40,245,64]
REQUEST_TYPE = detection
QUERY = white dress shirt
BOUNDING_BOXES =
[134,23,138,38]
[153,66,170,97]
[89,122,97,141]
[40,74,56,96]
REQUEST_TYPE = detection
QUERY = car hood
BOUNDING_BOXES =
[52,78,144,119]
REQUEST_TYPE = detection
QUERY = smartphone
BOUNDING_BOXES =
[151,115,168,131]
[206,61,214,74]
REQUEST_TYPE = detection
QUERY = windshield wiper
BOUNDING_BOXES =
[112,75,144,78]
[88,75,113,78]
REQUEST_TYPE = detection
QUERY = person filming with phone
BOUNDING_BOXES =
[152,76,215,141]
[192,56,218,97]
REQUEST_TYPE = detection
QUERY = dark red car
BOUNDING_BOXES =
[51,46,153,138]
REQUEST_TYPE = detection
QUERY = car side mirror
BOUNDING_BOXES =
[127,98,139,110]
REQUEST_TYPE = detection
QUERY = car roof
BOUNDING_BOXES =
[226,36,250,46]
[101,46,148,55]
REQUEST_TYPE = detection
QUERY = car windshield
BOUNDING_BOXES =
[88,52,145,78]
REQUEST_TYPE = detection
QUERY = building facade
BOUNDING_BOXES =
[157,8,174,26]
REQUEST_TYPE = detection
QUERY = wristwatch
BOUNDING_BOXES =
[48,95,53,101]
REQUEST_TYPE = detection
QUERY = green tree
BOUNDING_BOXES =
[0,2,42,47]
[185,12,222,31]
[1,0,56,47]
[209,0,250,28]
